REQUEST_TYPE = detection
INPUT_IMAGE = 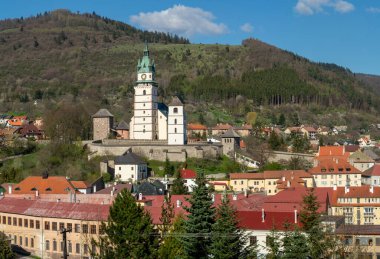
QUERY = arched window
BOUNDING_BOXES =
[173,107,178,114]
[174,119,177,124]
[143,90,146,95]
[175,128,177,133]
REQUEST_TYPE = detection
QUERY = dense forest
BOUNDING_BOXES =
[0,9,379,127]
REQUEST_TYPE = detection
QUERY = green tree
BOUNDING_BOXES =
[182,170,215,258]
[158,215,186,259]
[278,113,286,127]
[282,225,309,259]
[93,189,158,258]
[266,227,281,259]
[210,195,253,259]
[171,170,188,195]
[268,132,281,150]
[300,188,332,258]
[0,232,14,259]
[164,158,175,177]
[159,194,175,237]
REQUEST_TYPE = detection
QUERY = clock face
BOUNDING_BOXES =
[141,73,147,80]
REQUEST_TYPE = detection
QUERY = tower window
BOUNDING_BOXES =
[143,90,146,95]
[174,119,177,124]
[175,128,177,133]
[173,108,178,114]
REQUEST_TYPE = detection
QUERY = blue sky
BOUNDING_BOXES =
[0,0,379,75]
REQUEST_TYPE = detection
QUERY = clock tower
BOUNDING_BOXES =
[131,43,158,140]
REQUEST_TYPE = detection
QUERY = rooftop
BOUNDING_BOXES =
[114,152,145,165]
[221,128,240,138]
[180,169,197,179]
[168,96,183,106]
[92,108,114,118]
[11,176,79,195]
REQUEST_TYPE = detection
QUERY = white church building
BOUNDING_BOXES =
[129,44,187,145]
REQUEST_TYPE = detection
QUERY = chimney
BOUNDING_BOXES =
[8,185,12,194]
[345,185,350,194]
[333,184,337,191]
[93,185,97,193]
[35,190,39,197]
[244,189,248,198]
[261,208,265,222]
[282,176,285,181]
[294,210,298,224]
[110,190,114,196]
[370,185,374,194]
[232,194,237,201]
[287,181,291,188]
[176,200,181,208]
[138,193,143,200]
[57,199,60,203]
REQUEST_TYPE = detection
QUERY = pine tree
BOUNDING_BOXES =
[0,232,14,259]
[282,225,309,259]
[210,195,253,259]
[266,227,281,259]
[159,194,175,237]
[171,170,188,195]
[278,113,286,127]
[182,170,215,258]
[268,132,281,150]
[93,189,158,258]
[158,215,186,259]
[164,158,175,177]
[300,188,331,258]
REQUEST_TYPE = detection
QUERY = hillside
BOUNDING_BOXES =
[0,9,379,129]
[356,73,380,95]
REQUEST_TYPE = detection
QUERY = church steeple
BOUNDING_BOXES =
[137,42,155,77]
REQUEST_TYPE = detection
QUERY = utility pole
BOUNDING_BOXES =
[60,227,72,259]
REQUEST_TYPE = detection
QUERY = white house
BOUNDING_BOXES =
[114,152,148,182]
[180,169,197,192]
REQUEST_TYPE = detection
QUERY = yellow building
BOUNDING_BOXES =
[229,170,313,195]
[331,186,380,225]
[0,197,108,259]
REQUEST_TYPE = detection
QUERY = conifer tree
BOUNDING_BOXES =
[266,227,281,259]
[159,194,175,237]
[182,170,215,258]
[158,215,186,259]
[93,189,158,258]
[282,225,309,259]
[164,158,175,176]
[210,195,253,259]
[171,170,188,195]
[0,232,14,259]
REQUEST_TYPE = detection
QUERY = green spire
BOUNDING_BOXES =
[137,42,155,74]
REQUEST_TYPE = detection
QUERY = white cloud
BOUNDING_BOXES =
[240,23,254,33]
[130,5,228,36]
[367,7,380,13]
[294,0,354,15]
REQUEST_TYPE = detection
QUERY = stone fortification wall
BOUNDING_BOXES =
[86,141,223,162]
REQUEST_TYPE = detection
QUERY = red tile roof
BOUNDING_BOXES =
[318,146,346,157]
[230,170,312,180]
[71,181,90,189]
[11,176,79,195]
[331,186,380,206]
[309,158,360,175]
[187,123,207,130]
[237,211,301,230]
[363,164,380,177]
[180,169,197,179]
[0,197,109,221]
[212,123,233,130]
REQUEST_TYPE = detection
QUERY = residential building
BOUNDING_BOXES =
[211,123,233,136]
[349,150,375,172]
[362,164,380,186]
[7,115,28,128]
[17,124,43,140]
[229,170,313,195]
[187,123,207,140]
[0,197,108,259]
[233,124,252,137]
[300,126,317,139]
[180,169,197,192]
[310,158,362,187]
[114,152,148,182]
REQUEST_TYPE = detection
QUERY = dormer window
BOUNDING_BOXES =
[338,168,343,172]
[346,168,351,172]
[45,188,52,192]
[321,168,326,172]
[31,187,37,191]
[329,168,334,172]
[15,187,20,191]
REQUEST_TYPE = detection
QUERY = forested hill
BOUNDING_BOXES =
[0,9,379,124]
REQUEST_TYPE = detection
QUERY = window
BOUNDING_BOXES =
[75,224,80,233]
[7,217,11,225]
[175,128,177,133]
[173,107,178,114]
[19,236,22,246]
[143,90,146,95]
[59,222,65,230]
[24,219,28,228]
[84,244,89,254]
[99,225,105,235]
[249,236,257,246]
[67,223,72,231]
[68,241,72,253]
[18,218,22,227]
[13,217,17,226]
[30,220,34,228]
[2,216,5,224]
[36,220,40,229]
[76,243,80,254]
[52,222,57,231]
[53,240,57,251]
[174,119,177,124]
[45,221,50,230]
[91,225,97,234]
[61,241,64,252]
[131,167,134,170]
[13,235,16,244]
[82,224,88,234]
[46,240,50,250]
[31,238,34,248]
